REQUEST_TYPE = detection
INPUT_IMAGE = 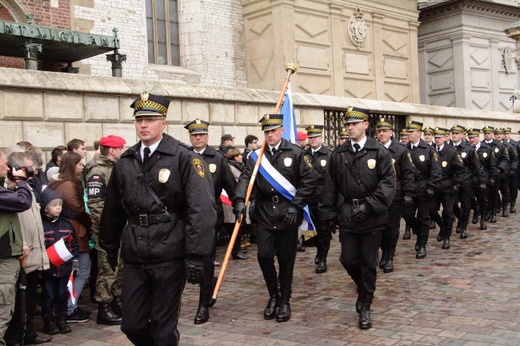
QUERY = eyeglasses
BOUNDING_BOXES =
[134,117,164,124]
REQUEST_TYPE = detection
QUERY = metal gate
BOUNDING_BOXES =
[323,109,407,148]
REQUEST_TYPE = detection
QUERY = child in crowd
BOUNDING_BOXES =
[40,188,78,335]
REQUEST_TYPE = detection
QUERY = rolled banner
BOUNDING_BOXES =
[46,238,73,267]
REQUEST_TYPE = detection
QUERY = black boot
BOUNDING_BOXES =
[355,288,362,313]
[472,210,479,224]
[97,303,122,325]
[359,293,373,330]
[502,203,509,217]
[490,209,497,223]
[442,238,450,249]
[480,218,487,230]
[378,252,387,269]
[56,313,72,333]
[383,249,394,273]
[455,221,462,234]
[403,227,411,240]
[194,305,209,324]
[416,236,427,259]
[436,228,445,242]
[316,258,327,274]
[276,289,291,322]
[264,284,279,320]
[429,220,436,229]
[460,219,468,239]
[511,201,516,213]
[111,296,122,317]
[43,315,60,335]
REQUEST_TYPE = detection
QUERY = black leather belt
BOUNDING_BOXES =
[263,195,284,203]
[128,212,179,227]
[345,198,366,208]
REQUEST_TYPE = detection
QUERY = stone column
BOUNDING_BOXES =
[271,0,296,90]
[408,20,420,104]
[504,21,520,112]
[451,33,472,108]
[372,13,384,100]
[106,49,127,78]
[24,42,42,70]
[329,2,344,96]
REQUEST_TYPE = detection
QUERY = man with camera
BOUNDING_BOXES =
[0,150,33,340]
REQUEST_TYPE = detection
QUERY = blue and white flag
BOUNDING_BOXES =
[281,83,297,144]
[250,151,315,230]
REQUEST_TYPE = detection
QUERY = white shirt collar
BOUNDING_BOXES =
[194,146,207,155]
[351,136,367,151]
[140,138,162,158]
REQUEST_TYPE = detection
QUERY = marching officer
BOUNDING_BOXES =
[430,127,465,249]
[450,124,486,239]
[320,107,396,330]
[495,127,518,216]
[305,125,333,274]
[400,129,410,146]
[234,114,316,323]
[422,126,435,147]
[482,126,510,223]
[338,128,349,146]
[467,128,498,230]
[402,120,442,259]
[86,135,126,325]
[184,118,238,324]
[375,119,414,273]
[503,127,519,213]
[99,92,217,346]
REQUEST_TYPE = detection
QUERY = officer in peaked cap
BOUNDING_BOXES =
[234,113,316,323]
[304,125,333,274]
[482,125,510,223]
[184,118,238,324]
[375,118,414,274]
[338,128,349,145]
[99,92,217,345]
[450,124,486,240]
[503,127,520,213]
[467,128,497,231]
[321,107,396,330]
[422,126,435,147]
[402,120,442,260]
[399,129,409,146]
[429,127,465,250]
[495,127,519,216]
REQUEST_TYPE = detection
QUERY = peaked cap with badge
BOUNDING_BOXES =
[433,127,450,137]
[406,120,423,132]
[130,91,170,117]
[306,125,324,138]
[466,128,481,138]
[184,118,210,134]
[376,118,394,130]
[450,124,466,133]
[482,125,495,133]
[259,114,283,131]
[345,107,369,123]
[422,126,434,135]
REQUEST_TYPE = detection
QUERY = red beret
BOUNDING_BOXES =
[100,135,126,148]
[297,132,308,141]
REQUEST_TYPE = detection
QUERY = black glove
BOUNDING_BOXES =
[107,251,118,272]
[284,205,300,225]
[233,200,245,221]
[403,195,413,208]
[248,199,256,222]
[327,220,337,234]
[489,178,495,186]
[426,188,435,198]
[185,258,204,285]
[453,185,459,193]
[352,204,370,223]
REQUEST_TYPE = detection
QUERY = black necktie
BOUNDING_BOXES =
[271,148,277,156]
[353,143,360,153]
[143,147,151,165]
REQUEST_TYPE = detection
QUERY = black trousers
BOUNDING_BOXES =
[121,262,185,346]
[403,196,432,240]
[430,193,455,238]
[509,173,518,203]
[310,204,331,260]
[380,198,402,253]
[453,186,474,226]
[257,227,298,293]
[340,229,382,296]
[498,177,511,205]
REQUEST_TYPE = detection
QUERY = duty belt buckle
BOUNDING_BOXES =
[352,199,360,209]
[139,214,148,227]
[272,195,279,203]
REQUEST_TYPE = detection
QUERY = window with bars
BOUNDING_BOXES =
[146,0,180,66]
[323,110,407,148]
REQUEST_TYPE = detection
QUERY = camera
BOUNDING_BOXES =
[7,164,34,181]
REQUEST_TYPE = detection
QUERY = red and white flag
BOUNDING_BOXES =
[67,272,77,306]
[220,189,232,206]
[46,238,73,267]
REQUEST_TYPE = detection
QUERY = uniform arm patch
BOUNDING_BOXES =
[87,174,106,198]
[193,158,205,178]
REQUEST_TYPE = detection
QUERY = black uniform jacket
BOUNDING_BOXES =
[235,138,317,230]
[198,146,237,219]
[484,139,510,177]
[502,140,519,177]
[99,134,217,265]
[474,142,498,185]
[320,138,396,233]
[453,141,487,187]
[388,140,414,201]
[407,139,442,197]
[305,145,332,204]
[435,144,466,194]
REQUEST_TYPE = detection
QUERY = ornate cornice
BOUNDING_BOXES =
[419,0,520,22]
[0,0,28,23]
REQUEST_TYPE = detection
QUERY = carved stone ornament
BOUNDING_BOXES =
[502,47,514,74]
[348,8,368,48]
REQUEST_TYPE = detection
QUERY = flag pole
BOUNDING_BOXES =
[209,63,297,307]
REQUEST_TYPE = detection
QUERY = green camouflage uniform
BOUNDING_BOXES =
[86,156,123,304]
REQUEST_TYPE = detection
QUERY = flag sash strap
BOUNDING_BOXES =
[250,150,315,230]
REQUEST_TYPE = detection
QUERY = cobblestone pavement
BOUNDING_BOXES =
[37,211,520,345]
